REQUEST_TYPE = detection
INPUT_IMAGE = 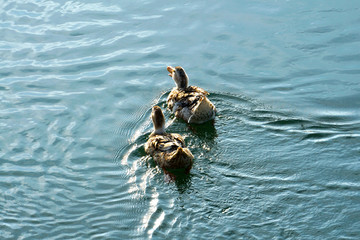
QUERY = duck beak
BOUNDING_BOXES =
[167,66,175,77]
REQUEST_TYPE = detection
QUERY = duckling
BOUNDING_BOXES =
[167,66,216,124]
[145,106,194,172]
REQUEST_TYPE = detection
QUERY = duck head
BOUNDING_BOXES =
[167,66,189,90]
[151,106,166,135]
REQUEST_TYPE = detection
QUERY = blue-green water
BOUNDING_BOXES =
[1,0,360,239]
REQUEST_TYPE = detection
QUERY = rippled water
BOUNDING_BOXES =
[1,1,360,239]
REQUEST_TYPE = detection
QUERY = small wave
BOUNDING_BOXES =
[211,92,360,143]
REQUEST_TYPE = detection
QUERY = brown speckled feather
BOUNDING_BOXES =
[167,86,216,123]
[167,86,208,111]
[145,133,193,170]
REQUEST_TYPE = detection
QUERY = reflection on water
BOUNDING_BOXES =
[188,120,218,141]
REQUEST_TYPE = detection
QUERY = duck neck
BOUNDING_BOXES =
[176,80,188,90]
[174,74,188,90]
[153,127,166,135]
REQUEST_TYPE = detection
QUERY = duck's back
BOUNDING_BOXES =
[167,86,216,123]
[145,133,193,170]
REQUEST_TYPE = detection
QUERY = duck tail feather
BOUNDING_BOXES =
[188,96,216,123]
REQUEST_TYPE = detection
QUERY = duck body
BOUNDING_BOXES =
[145,133,193,171]
[166,66,216,124]
[167,86,216,124]
[145,106,193,172]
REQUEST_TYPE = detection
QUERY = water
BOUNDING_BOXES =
[1,0,360,239]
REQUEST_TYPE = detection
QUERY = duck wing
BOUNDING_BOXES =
[145,133,192,170]
[145,134,185,155]
[167,86,208,111]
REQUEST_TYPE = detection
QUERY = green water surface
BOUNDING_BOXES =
[1,1,359,239]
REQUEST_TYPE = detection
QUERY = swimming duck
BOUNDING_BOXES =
[167,66,216,124]
[145,106,194,172]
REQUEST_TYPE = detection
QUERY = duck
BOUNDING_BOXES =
[145,106,194,173]
[166,66,216,124]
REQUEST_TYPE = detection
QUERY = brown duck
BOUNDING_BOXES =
[167,66,216,124]
[145,106,194,172]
